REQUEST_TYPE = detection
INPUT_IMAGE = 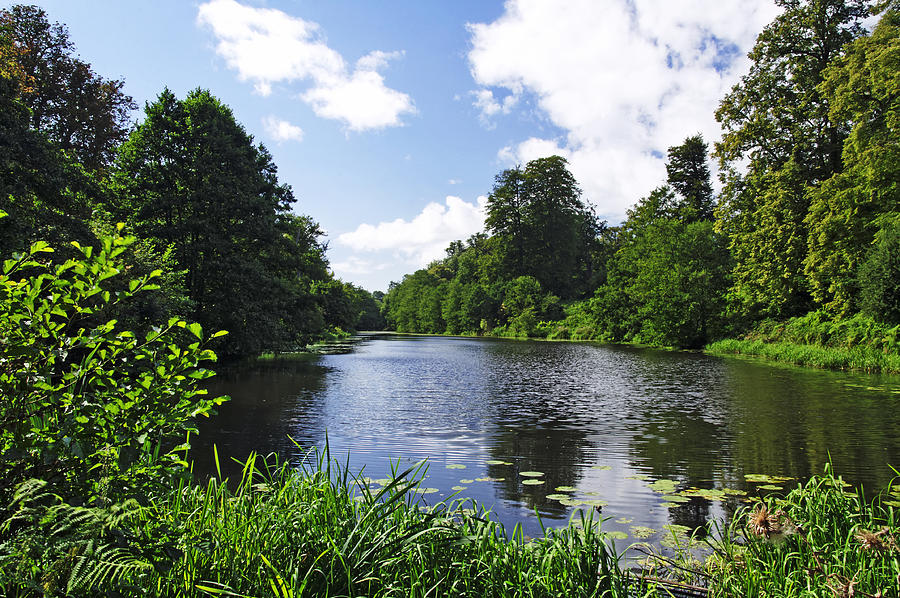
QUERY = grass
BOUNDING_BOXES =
[706,311,900,374]
[3,448,898,597]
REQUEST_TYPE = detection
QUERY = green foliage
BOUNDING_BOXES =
[806,9,900,314]
[700,467,899,596]
[715,0,873,319]
[665,134,714,222]
[113,88,333,356]
[0,229,225,505]
[860,218,900,324]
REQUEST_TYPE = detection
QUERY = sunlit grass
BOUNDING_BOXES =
[705,338,900,374]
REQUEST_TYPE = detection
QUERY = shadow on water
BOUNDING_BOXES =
[191,334,900,540]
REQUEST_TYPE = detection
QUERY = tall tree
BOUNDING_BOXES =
[666,134,714,222]
[714,0,872,318]
[113,89,326,355]
[805,8,900,314]
[1,5,135,169]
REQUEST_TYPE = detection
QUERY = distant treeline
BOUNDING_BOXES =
[383,1,900,350]
[0,5,384,358]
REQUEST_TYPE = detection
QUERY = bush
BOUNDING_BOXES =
[860,218,900,325]
[0,219,226,506]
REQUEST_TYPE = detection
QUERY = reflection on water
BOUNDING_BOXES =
[194,334,900,541]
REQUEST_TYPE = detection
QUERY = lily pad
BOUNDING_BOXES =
[663,524,691,535]
[582,499,607,507]
[559,497,583,507]
[615,517,633,524]
[744,474,794,484]
[626,474,651,481]
[758,484,783,491]
[446,464,466,470]
[485,460,512,466]
[591,465,612,471]
[630,526,657,539]
[460,479,475,484]
[661,494,690,503]
[522,479,545,486]
[520,471,545,478]
[414,487,439,495]
[649,479,678,493]
[661,502,681,508]
[555,486,576,492]
[451,485,467,491]
[681,488,726,501]
[373,478,393,486]
[605,531,628,540]
[723,488,748,496]
[546,493,571,501]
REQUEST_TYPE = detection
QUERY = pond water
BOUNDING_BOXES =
[193,333,900,545]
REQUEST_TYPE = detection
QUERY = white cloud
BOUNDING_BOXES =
[448,178,462,185]
[262,115,304,142]
[331,256,389,276]
[472,88,518,125]
[197,0,415,131]
[468,0,781,221]
[337,196,487,266]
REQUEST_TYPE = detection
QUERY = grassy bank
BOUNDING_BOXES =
[3,448,898,597]
[706,311,900,374]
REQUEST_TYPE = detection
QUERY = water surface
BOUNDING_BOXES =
[195,334,900,543]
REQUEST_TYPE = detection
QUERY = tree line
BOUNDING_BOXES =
[0,5,384,358]
[383,0,900,348]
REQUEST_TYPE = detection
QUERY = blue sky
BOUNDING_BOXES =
[17,0,781,292]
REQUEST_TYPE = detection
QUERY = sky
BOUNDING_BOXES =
[16,0,782,292]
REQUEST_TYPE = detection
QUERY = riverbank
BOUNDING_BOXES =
[705,312,900,375]
[4,450,898,597]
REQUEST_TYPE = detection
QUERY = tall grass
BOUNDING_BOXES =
[130,446,628,597]
[706,311,900,374]
[698,465,900,597]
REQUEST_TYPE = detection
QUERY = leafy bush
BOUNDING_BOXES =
[0,219,226,506]
[860,218,900,325]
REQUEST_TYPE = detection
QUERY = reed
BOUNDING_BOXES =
[705,338,900,374]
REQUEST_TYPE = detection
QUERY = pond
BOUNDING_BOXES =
[193,333,900,545]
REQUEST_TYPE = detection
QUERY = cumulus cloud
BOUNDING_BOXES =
[197,0,415,131]
[262,115,304,142]
[468,0,781,221]
[337,196,487,266]
[330,256,389,276]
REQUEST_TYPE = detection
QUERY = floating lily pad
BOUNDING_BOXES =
[555,486,576,492]
[522,479,545,486]
[591,465,612,471]
[626,474,651,481]
[758,484,783,491]
[520,471,545,478]
[559,498,583,507]
[649,479,678,493]
[373,478,393,486]
[822,478,852,488]
[414,487,439,495]
[663,524,691,535]
[546,494,571,501]
[485,460,512,466]
[446,464,466,470]
[582,499,607,507]
[605,531,628,540]
[661,494,690,503]
[475,476,493,482]
[744,474,794,484]
[451,485,467,491]
[723,488,748,496]
[460,479,475,484]
[661,502,681,508]
[630,526,657,539]
[583,491,601,496]
[615,517,633,524]
[681,488,727,501]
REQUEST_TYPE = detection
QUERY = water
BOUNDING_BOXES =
[194,333,900,544]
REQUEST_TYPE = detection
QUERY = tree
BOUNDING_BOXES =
[805,9,900,314]
[485,156,600,298]
[113,89,326,355]
[666,134,714,222]
[1,5,136,170]
[859,218,900,324]
[714,0,873,318]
